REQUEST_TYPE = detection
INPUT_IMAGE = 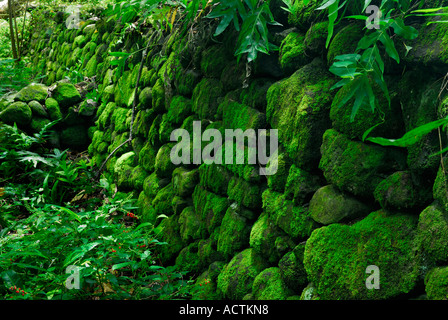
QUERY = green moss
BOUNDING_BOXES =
[266,150,291,193]
[192,78,224,121]
[374,171,428,211]
[97,102,116,130]
[85,55,98,77]
[279,32,310,75]
[415,203,448,265]
[221,100,266,131]
[155,143,177,178]
[114,71,135,108]
[266,59,335,167]
[175,241,205,274]
[15,83,48,103]
[278,244,308,293]
[284,165,322,205]
[179,206,206,242]
[327,23,364,65]
[114,151,135,190]
[151,183,176,217]
[156,215,185,264]
[52,82,81,109]
[249,212,293,265]
[217,248,269,299]
[287,0,327,32]
[330,78,404,141]
[425,266,448,300]
[304,210,420,299]
[217,206,252,260]
[0,101,32,126]
[193,185,229,235]
[73,35,87,49]
[262,189,318,240]
[227,176,264,210]
[304,21,329,54]
[198,163,232,196]
[129,165,148,191]
[142,172,169,199]
[310,185,371,225]
[111,107,130,133]
[30,117,51,133]
[200,45,230,78]
[252,267,292,300]
[172,167,199,197]
[319,129,406,198]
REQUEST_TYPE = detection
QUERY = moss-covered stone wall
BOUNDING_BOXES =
[5,2,448,300]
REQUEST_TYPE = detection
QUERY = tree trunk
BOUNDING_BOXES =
[7,0,18,60]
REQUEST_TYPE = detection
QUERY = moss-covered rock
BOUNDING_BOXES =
[415,203,448,266]
[310,185,371,225]
[30,117,51,133]
[28,100,48,117]
[398,71,442,177]
[201,45,230,78]
[172,167,199,197]
[129,165,147,191]
[193,185,229,235]
[192,262,226,300]
[249,212,294,265]
[221,100,266,131]
[304,21,329,55]
[252,267,293,300]
[266,59,335,167]
[266,150,291,193]
[52,82,82,109]
[14,83,48,103]
[156,215,185,264]
[304,210,421,299]
[319,129,406,198]
[287,0,327,32]
[227,176,264,210]
[192,78,224,121]
[262,189,318,240]
[114,151,136,189]
[179,206,206,243]
[425,266,448,300]
[284,165,323,205]
[138,141,158,173]
[278,244,308,293]
[199,163,232,196]
[175,241,206,275]
[217,205,252,260]
[217,248,269,299]
[279,32,310,75]
[374,171,430,211]
[330,77,404,141]
[327,23,364,65]
[155,143,177,178]
[0,101,32,126]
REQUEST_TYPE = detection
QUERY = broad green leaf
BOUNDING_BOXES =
[367,118,448,147]
[378,32,400,63]
[112,261,135,271]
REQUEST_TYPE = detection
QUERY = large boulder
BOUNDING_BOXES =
[266,58,335,168]
[52,82,82,108]
[0,101,32,126]
[217,248,269,299]
[304,210,421,299]
[309,185,371,225]
[319,129,406,198]
[14,83,48,103]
